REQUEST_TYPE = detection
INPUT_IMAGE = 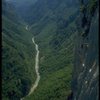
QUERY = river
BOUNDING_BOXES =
[21,26,40,100]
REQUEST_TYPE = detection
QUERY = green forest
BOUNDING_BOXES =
[2,0,99,100]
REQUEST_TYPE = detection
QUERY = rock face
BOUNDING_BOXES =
[71,0,99,100]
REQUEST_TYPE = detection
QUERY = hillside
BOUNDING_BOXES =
[9,0,37,23]
[19,0,79,100]
[2,1,36,99]
[2,0,79,100]
[2,0,99,100]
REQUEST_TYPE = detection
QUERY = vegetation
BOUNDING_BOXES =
[25,65,72,100]
[2,1,36,99]
[2,0,78,100]
[88,0,97,15]
[21,0,77,99]
[80,5,86,12]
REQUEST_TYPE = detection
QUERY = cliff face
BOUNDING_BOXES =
[71,0,99,100]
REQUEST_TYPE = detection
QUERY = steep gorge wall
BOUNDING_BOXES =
[71,0,99,100]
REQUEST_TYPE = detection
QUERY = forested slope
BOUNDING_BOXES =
[2,0,36,99]
[19,0,79,100]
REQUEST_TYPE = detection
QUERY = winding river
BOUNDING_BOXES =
[28,37,40,95]
[21,26,40,100]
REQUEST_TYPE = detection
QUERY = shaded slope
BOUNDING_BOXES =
[2,1,36,99]
[71,0,99,100]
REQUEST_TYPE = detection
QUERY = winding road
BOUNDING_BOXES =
[21,26,40,100]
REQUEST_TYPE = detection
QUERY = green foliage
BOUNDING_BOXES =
[2,0,78,100]
[2,6,36,99]
[25,65,73,100]
[22,1,77,99]
[80,5,85,12]
[88,0,97,15]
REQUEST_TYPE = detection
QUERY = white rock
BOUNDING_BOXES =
[89,69,92,73]
[85,81,88,84]
[82,63,85,67]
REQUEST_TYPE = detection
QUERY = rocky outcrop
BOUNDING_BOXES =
[71,0,99,100]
